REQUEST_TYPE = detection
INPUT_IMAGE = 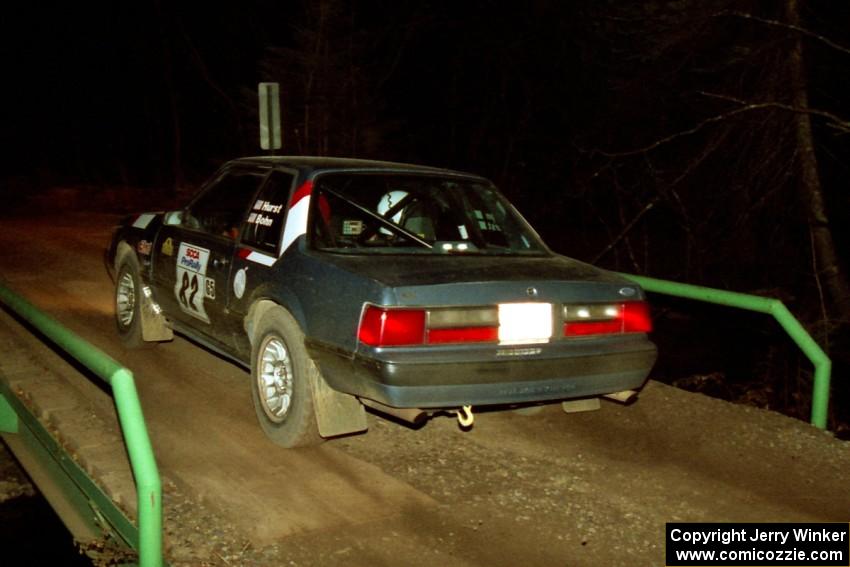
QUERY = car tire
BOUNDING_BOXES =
[250,307,323,448]
[114,251,148,349]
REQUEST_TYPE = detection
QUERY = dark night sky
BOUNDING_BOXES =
[3,2,847,177]
[2,2,592,186]
[3,2,276,182]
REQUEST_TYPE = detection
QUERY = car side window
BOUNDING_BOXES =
[184,170,265,239]
[240,170,295,254]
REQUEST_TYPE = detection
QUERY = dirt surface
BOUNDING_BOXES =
[0,211,848,566]
[0,442,35,503]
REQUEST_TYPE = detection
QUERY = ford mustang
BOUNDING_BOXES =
[107,157,656,447]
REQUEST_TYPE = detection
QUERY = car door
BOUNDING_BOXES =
[151,166,269,350]
[224,168,299,357]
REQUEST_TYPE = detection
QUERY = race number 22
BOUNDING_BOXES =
[174,243,211,323]
[178,272,200,310]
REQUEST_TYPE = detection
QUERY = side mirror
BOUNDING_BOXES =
[163,210,183,226]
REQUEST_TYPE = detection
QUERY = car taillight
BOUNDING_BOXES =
[358,306,426,346]
[358,305,500,347]
[563,301,652,337]
[359,301,652,347]
[622,301,652,333]
[428,326,500,344]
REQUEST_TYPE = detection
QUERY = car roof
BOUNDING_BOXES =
[229,156,488,181]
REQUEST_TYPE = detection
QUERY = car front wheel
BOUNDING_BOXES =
[114,252,147,348]
[250,307,323,448]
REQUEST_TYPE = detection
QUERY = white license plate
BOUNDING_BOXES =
[498,303,553,345]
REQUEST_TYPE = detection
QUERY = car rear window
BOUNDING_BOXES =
[309,173,546,255]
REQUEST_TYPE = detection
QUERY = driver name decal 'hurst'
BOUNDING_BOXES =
[174,243,211,323]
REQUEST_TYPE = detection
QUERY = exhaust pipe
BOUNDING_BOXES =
[359,398,428,425]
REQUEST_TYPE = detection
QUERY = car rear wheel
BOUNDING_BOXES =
[251,307,323,448]
[115,252,147,348]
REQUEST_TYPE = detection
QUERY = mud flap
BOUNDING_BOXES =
[140,287,173,342]
[311,371,368,438]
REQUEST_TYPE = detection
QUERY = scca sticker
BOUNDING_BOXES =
[174,243,211,323]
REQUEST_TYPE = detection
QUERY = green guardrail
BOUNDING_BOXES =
[621,273,832,430]
[0,282,162,567]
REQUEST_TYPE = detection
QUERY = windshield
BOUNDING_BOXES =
[309,173,547,255]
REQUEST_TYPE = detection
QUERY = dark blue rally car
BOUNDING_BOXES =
[108,157,656,447]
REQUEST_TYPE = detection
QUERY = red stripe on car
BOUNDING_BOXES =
[289,181,313,209]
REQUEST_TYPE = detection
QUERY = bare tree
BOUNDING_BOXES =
[784,0,850,319]
[580,0,850,323]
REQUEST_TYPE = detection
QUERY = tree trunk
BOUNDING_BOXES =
[786,0,850,321]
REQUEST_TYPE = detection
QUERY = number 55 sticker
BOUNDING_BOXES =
[175,243,211,323]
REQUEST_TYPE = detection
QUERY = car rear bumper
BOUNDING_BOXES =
[307,336,657,409]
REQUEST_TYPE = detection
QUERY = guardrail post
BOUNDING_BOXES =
[768,302,832,429]
[111,368,162,567]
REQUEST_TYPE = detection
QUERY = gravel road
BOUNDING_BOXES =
[0,212,847,566]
